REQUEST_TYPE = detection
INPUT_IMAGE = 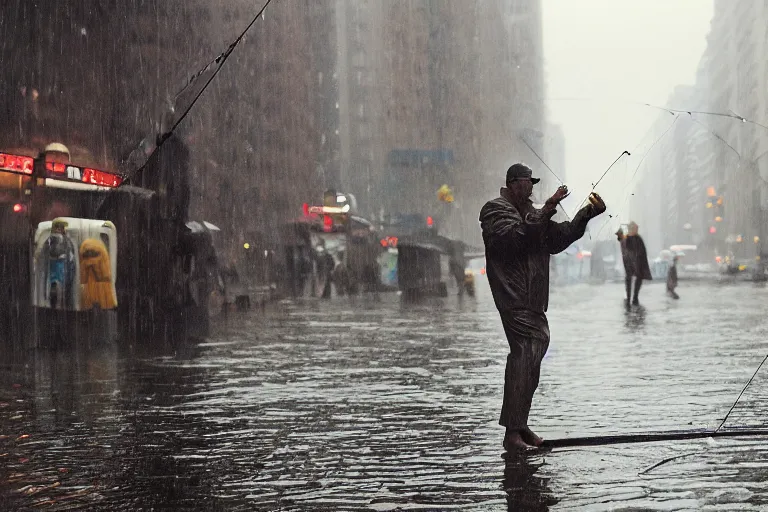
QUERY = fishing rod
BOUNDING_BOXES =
[541,428,768,449]
[591,115,681,240]
[542,95,768,227]
[569,150,630,219]
[591,105,759,241]
[543,352,768,449]
[123,0,274,181]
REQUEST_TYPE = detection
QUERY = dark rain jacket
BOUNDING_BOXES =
[479,196,593,313]
[620,235,652,280]
[666,262,678,290]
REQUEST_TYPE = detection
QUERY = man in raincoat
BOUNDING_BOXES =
[616,221,652,306]
[480,163,606,451]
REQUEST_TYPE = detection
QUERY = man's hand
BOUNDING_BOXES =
[544,185,569,212]
[588,192,606,217]
[615,228,624,242]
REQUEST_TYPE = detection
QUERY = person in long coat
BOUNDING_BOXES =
[616,221,652,305]
[480,163,606,451]
[666,255,680,299]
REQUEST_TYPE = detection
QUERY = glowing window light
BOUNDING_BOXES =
[0,153,33,174]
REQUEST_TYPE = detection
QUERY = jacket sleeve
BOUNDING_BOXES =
[480,206,548,253]
[544,206,592,255]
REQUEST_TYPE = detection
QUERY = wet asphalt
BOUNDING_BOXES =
[2,278,768,511]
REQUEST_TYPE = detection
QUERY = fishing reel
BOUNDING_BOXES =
[588,192,603,207]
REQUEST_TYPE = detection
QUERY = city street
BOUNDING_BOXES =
[2,279,768,511]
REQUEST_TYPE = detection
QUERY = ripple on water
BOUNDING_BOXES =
[2,283,768,510]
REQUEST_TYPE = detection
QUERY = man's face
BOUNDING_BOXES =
[507,178,533,199]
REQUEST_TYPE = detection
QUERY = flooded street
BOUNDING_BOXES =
[2,280,768,511]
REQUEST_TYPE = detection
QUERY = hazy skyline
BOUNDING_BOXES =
[542,0,714,226]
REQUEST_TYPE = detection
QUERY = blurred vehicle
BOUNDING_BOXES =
[719,257,765,281]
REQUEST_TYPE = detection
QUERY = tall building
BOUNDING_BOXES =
[320,1,546,244]
[629,0,768,257]
[0,1,545,254]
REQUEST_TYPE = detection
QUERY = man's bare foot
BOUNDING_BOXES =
[503,430,536,452]
[521,427,544,447]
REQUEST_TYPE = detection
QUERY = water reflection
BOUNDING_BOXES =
[624,304,646,331]
[3,283,768,509]
[32,346,119,427]
[503,453,558,511]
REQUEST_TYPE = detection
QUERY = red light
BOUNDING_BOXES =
[12,203,24,213]
[380,236,399,248]
[709,226,717,234]
[46,161,66,174]
[426,216,434,227]
[323,215,333,232]
[82,168,122,187]
[0,153,33,174]
[302,203,310,217]
[576,252,584,260]
[480,267,486,275]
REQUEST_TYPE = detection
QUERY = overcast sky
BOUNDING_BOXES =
[541,0,714,222]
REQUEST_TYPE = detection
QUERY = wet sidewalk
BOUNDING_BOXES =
[1,280,768,510]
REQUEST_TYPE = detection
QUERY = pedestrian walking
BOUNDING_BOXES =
[616,221,652,306]
[479,163,606,452]
[667,255,680,299]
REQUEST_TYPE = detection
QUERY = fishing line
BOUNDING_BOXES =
[547,95,768,132]
[689,116,740,158]
[544,353,768,449]
[125,0,274,180]
[593,107,748,240]
[591,150,631,191]
[629,354,768,471]
[543,326,768,450]
[569,150,630,219]
[519,137,564,185]
[715,353,768,432]
[531,97,768,451]
[518,136,571,221]
[592,115,681,240]
[639,451,704,475]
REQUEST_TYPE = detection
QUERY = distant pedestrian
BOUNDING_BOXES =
[480,163,606,452]
[667,255,680,299]
[616,221,652,306]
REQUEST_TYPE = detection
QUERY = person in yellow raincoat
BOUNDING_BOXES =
[79,238,117,310]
